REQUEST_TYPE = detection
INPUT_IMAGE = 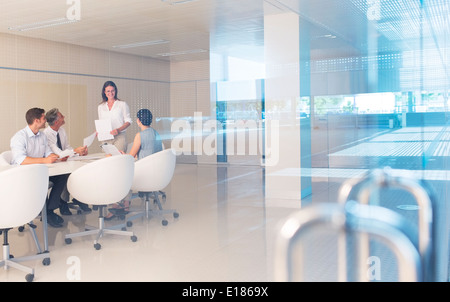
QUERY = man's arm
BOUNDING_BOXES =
[44,128,62,155]
[74,146,88,156]
[11,129,59,165]
[21,154,59,165]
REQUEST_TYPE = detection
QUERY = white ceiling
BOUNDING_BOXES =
[0,0,448,64]
[0,0,266,62]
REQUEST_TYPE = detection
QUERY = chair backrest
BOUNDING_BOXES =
[0,150,13,166]
[67,154,135,205]
[0,164,49,229]
[131,148,176,192]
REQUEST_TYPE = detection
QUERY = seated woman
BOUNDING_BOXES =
[105,108,163,220]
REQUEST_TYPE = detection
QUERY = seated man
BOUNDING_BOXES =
[10,107,68,228]
[43,108,91,214]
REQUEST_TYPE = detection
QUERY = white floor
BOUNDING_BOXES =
[0,163,301,282]
[2,161,448,282]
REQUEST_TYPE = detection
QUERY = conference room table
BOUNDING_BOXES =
[47,153,106,176]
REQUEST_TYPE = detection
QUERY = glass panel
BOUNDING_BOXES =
[303,0,450,174]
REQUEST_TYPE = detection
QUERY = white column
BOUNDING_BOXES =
[264,11,304,201]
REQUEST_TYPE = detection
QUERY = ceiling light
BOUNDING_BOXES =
[314,34,337,39]
[112,40,170,49]
[161,0,199,5]
[8,17,78,31]
[157,49,207,56]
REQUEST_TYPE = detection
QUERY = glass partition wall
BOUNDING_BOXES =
[210,1,448,280]
[305,0,450,230]
[310,0,449,174]
[212,0,449,203]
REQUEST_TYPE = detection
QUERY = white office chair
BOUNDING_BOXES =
[0,150,51,265]
[125,142,168,203]
[126,148,178,227]
[64,154,137,250]
[0,165,49,282]
[0,150,12,166]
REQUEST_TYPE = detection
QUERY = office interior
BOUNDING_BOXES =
[0,0,449,282]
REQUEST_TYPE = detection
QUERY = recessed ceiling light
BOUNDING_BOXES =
[314,34,337,39]
[112,40,170,49]
[157,49,207,56]
[8,17,78,31]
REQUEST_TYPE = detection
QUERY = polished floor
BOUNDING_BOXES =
[1,125,449,282]
[1,162,301,282]
[2,162,448,282]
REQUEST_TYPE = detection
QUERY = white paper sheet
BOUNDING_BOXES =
[67,154,105,161]
[59,148,75,158]
[83,132,97,147]
[95,119,114,141]
[101,144,121,156]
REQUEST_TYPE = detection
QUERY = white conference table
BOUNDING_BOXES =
[47,153,106,176]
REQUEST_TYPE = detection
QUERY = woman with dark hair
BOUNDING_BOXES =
[127,108,163,159]
[105,108,163,220]
[98,80,132,152]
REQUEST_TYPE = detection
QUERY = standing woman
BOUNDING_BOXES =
[98,80,132,152]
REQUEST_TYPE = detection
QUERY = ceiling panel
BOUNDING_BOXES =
[0,0,448,66]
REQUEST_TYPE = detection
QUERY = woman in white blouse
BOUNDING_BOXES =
[98,81,132,152]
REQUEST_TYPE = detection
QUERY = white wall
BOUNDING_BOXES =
[0,32,170,154]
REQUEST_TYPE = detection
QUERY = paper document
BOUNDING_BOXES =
[68,154,105,161]
[95,119,114,141]
[101,144,121,156]
[59,149,75,158]
[83,132,96,147]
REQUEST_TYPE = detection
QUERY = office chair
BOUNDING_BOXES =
[0,150,51,265]
[0,165,49,282]
[126,148,178,227]
[64,155,137,250]
[0,150,12,166]
[125,142,167,204]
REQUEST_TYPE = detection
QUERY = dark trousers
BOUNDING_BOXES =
[47,174,70,212]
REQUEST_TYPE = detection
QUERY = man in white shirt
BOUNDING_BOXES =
[44,108,91,214]
[10,108,68,228]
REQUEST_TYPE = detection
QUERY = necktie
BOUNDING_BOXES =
[56,132,62,149]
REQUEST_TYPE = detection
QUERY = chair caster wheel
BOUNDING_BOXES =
[25,273,34,282]
[119,215,125,220]
[42,258,51,266]
[173,212,179,218]
[18,226,25,232]
[10,254,14,259]
[131,235,137,242]
[94,243,101,250]
[127,221,133,227]
[162,219,168,226]
[65,238,72,244]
